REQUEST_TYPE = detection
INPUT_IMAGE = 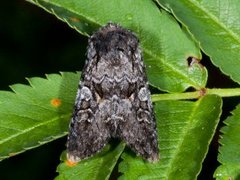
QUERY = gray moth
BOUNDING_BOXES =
[67,23,159,162]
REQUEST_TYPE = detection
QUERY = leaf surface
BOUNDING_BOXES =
[27,0,207,92]
[0,72,80,160]
[214,104,240,179]
[119,95,222,179]
[56,142,125,180]
[158,0,240,84]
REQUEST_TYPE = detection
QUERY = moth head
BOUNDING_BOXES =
[89,23,139,62]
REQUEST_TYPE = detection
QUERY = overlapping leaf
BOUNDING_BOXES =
[1,1,231,179]
[157,0,240,84]
[119,95,222,179]
[0,72,80,161]
[0,71,222,179]
[56,142,125,180]
[214,104,240,179]
[27,0,207,92]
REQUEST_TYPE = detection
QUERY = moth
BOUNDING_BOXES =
[67,23,159,162]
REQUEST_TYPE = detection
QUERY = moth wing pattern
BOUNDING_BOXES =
[67,74,111,162]
[67,23,159,162]
[118,82,159,162]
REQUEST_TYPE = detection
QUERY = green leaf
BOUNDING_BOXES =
[0,72,80,161]
[157,0,240,84]
[56,142,125,180]
[119,95,222,179]
[27,0,207,92]
[214,105,240,179]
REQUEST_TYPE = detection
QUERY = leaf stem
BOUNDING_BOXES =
[151,88,240,102]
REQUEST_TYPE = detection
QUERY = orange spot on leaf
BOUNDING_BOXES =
[65,159,78,167]
[51,98,62,107]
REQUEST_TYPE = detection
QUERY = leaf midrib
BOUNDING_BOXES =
[164,99,201,177]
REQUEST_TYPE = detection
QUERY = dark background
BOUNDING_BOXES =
[0,1,238,180]
[0,0,87,90]
[0,1,87,179]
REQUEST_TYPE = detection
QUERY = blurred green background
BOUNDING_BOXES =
[0,0,87,179]
[0,1,239,180]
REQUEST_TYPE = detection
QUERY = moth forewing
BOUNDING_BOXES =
[67,23,159,163]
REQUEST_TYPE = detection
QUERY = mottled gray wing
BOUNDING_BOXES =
[66,45,112,162]
[117,73,159,162]
[67,23,159,163]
